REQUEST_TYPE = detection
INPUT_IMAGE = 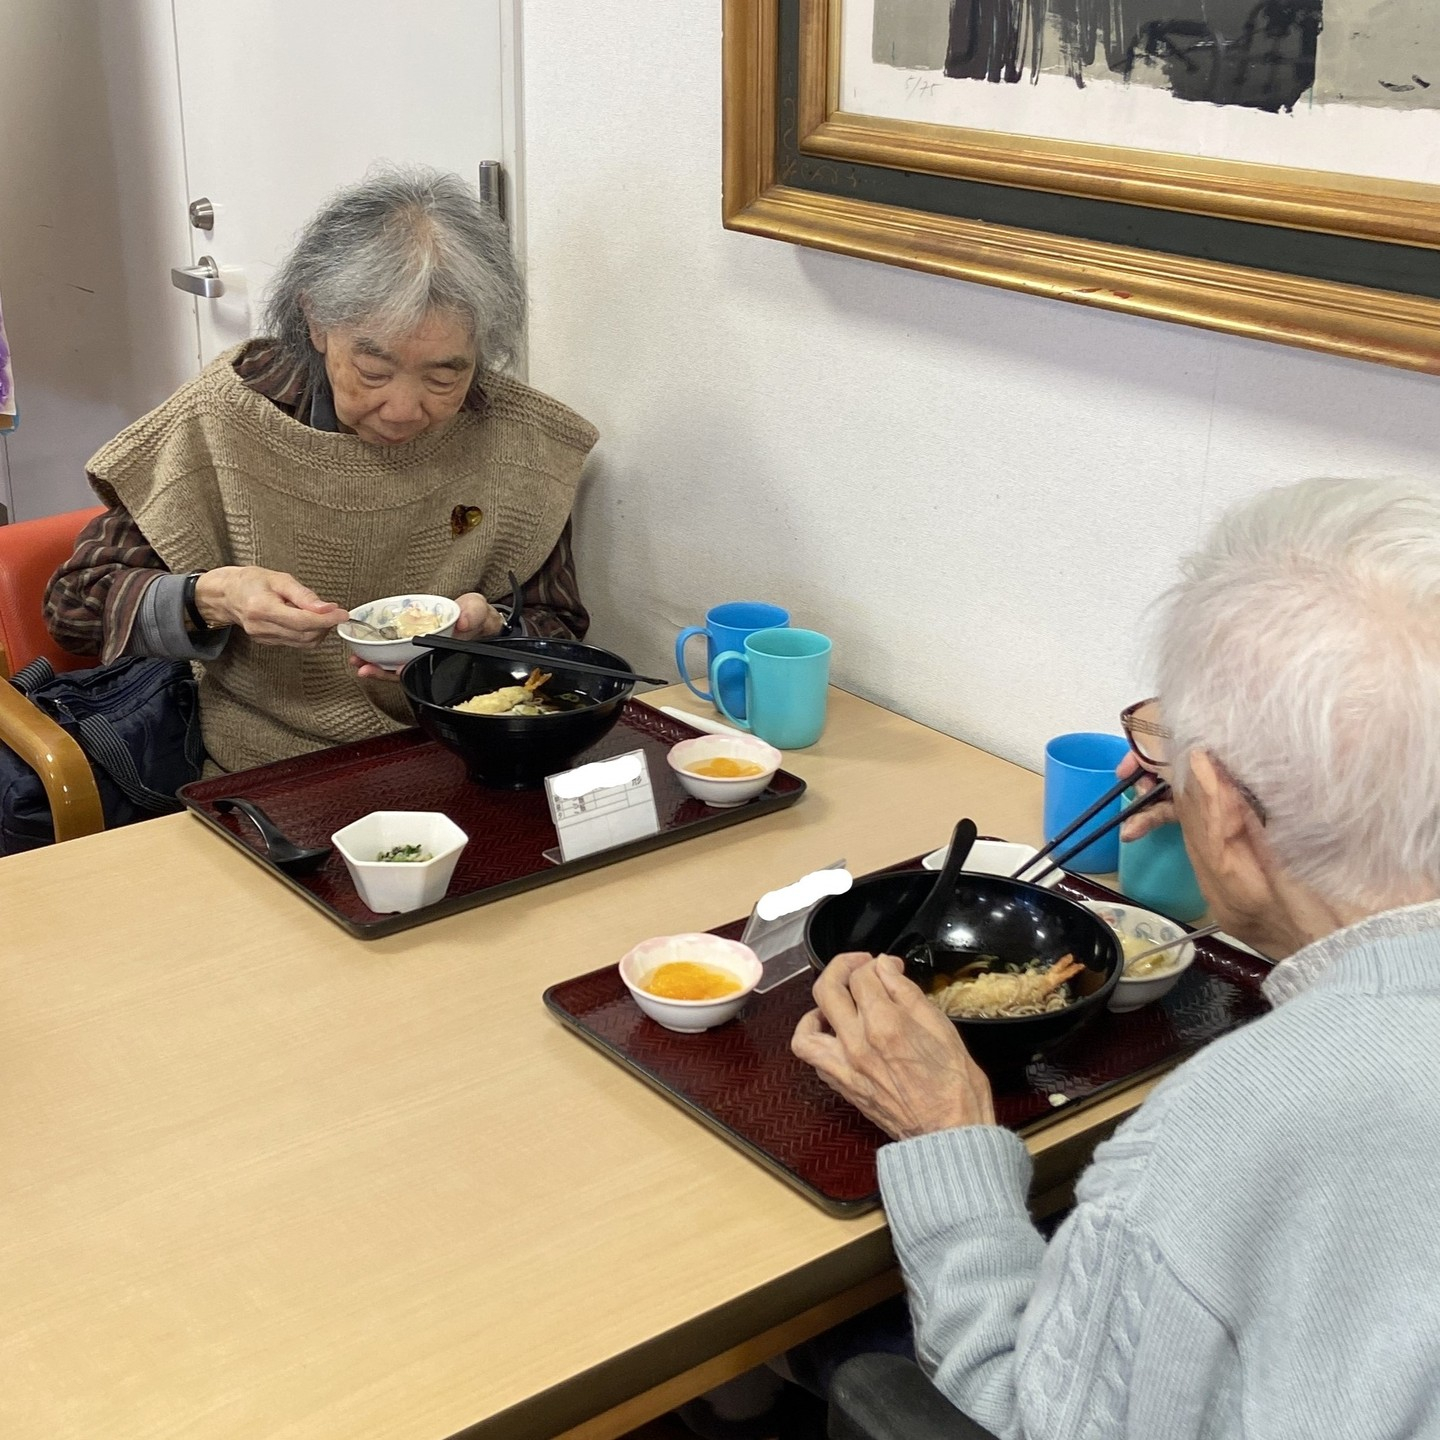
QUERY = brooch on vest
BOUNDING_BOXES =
[450,504,484,537]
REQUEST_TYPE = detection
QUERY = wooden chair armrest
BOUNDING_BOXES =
[0,680,105,843]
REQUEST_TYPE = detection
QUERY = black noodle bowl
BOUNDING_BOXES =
[805,870,1122,1077]
[401,638,636,789]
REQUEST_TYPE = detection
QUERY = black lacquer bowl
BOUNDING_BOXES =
[805,871,1122,1075]
[401,637,637,789]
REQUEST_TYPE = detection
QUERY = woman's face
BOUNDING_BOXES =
[308,310,477,446]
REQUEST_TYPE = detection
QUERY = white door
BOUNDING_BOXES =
[0,0,512,520]
[170,0,510,364]
[0,0,198,519]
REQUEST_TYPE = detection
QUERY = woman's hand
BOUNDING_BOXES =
[1117,751,1178,841]
[791,952,995,1140]
[454,592,506,639]
[348,591,507,683]
[194,567,347,647]
[349,656,407,681]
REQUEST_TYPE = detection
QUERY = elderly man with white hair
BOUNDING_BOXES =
[794,476,1440,1440]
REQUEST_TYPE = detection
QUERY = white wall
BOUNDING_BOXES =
[0,0,196,520]
[519,6,1440,773]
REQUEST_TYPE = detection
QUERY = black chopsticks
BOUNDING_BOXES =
[414,632,668,687]
[1014,781,1172,887]
[1009,769,1134,882]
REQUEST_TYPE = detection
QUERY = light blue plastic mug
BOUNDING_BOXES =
[675,602,790,720]
[710,628,832,749]
[1118,789,1208,922]
[1043,732,1131,874]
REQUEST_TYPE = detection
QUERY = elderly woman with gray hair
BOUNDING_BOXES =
[44,167,596,773]
[794,476,1440,1440]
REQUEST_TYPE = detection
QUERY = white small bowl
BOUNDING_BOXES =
[667,734,781,808]
[337,594,460,670]
[1082,900,1196,1011]
[921,838,1061,890]
[331,810,469,913]
[618,933,763,1033]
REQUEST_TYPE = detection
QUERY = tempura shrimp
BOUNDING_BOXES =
[452,667,553,716]
[929,954,1085,1020]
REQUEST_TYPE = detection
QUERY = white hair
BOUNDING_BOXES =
[263,165,524,403]
[1154,476,1440,911]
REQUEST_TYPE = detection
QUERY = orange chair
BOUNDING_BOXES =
[0,506,108,842]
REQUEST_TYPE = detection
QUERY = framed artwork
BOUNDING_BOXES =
[722,0,1440,371]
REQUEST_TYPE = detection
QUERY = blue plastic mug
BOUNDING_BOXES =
[710,628,831,749]
[1043,732,1131,874]
[1119,794,1208,922]
[675,602,790,720]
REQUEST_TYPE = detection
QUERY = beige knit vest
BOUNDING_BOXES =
[87,347,598,773]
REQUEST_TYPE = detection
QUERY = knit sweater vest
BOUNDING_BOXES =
[86,347,598,773]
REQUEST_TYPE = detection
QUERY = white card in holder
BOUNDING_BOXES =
[544,750,661,863]
[743,861,850,993]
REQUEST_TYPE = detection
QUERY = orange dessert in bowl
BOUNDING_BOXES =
[687,755,766,780]
[641,961,745,1000]
[619,933,763,1033]
[667,734,782,808]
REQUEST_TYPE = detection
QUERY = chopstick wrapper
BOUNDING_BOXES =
[743,862,850,993]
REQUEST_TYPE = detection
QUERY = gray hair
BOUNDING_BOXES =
[1154,476,1440,910]
[263,165,524,402]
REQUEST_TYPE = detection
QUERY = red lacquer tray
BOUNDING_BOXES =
[544,865,1272,1215]
[179,703,806,939]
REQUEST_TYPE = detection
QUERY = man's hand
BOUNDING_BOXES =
[193,567,347,647]
[791,952,995,1139]
[1117,751,1178,841]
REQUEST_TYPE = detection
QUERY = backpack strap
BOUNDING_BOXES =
[10,657,57,694]
[72,713,183,814]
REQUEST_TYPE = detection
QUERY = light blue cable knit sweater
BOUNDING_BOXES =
[878,902,1440,1440]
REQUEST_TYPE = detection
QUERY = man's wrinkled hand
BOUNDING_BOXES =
[791,952,995,1140]
[1117,751,1178,841]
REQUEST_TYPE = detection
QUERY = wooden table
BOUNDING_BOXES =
[0,687,1155,1440]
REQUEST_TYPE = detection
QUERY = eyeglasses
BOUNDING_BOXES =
[1120,697,1169,773]
[1120,696,1269,825]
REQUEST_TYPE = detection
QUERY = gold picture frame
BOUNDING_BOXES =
[723,0,1440,373]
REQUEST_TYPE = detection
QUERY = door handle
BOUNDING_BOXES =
[171,256,224,299]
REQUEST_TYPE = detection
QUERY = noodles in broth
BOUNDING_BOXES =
[927,954,1085,1020]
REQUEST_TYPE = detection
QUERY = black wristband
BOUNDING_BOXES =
[182,572,212,634]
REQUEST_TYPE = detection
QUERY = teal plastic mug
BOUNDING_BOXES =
[710,628,832,749]
[1118,789,1208,922]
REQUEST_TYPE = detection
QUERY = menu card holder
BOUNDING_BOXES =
[742,860,849,993]
[543,750,661,863]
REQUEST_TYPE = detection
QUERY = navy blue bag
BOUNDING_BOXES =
[0,656,206,853]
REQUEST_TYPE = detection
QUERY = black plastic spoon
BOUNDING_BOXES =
[887,818,979,966]
[502,570,527,637]
[213,797,332,876]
